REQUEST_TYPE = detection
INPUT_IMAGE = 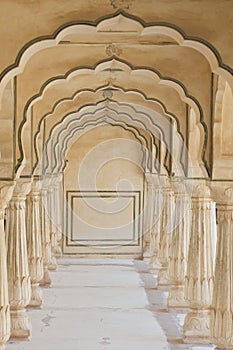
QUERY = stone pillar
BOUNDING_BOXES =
[39,188,52,287]
[6,179,32,340]
[42,176,57,271]
[148,175,163,272]
[26,180,44,307]
[143,173,154,259]
[157,178,175,285]
[51,175,62,258]
[47,187,58,270]
[168,179,191,308]
[0,182,14,350]
[183,182,215,343]
[210,184,233,350]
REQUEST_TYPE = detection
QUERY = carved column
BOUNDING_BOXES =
[143,173,154,259]
[39,188,52,287]
[42,176,57,271]
[26,180,44,307]
[157,178,175,285]
[148,175,163,272]
[168,179,191,308]
[211,184,233,350]
[0,182,14,350]
[51,175,62,258]
[183,182,215,343]
[6,179,32,339]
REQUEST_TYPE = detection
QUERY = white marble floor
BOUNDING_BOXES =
[6,259,214,350]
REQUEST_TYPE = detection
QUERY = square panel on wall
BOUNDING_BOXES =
[64,190,143,256]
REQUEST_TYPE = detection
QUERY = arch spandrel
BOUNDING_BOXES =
[0,11,232,105]
[213,77,233,180]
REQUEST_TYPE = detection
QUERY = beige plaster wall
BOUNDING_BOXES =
[63,124,145,256]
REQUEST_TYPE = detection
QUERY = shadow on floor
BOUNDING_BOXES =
[133,259,214,350]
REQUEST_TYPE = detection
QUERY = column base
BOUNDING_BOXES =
[28,283,42,308]
[0,306,10,346]
[53,244,62,258]
[212,340,233,350]
[48,256,57,271]
[143,251,151,260]
[40,268,52,287]
[149,255,161,273]
[167,285,189,308]
[10,309,31,340]
[157,266,170,285]
[183,308,211,344]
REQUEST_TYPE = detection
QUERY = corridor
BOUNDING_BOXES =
[7,259,214,350]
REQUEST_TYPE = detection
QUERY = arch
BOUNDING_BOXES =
[0,11,232,108]
[49,119,153,174]
[19,59,204,174]
[38,101,187,179]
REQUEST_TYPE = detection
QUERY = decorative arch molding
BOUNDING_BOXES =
[45,118,156,175]
[35,86,175,140]
[41,106,164,175]
[0,11,232,106]
[30,90,174,177]
[50,112,159,174]
[22,58,200,128]
[18,58,205,174]
[37,101,188,179]
[33,87,178,156]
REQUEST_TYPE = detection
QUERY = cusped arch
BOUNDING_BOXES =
[0,11,232,107]
[19,59,204,174]
[51,118,153,175]
[39,101,186,178]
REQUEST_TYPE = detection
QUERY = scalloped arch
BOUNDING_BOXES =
[53,119,152,174]
[19,58,204,173]
[0,12,232,107]
[38,101,186,178]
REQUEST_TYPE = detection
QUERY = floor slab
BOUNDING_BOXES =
[6,258,215,350]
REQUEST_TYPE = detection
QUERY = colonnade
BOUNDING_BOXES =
[145,174,233,349]
[0,174,233,349]
[0,175,62,349]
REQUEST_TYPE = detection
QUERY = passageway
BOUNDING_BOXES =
[7,259,214,350]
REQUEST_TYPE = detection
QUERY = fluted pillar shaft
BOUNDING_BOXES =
[158,179,174,285]
[168,180,191,308]
[183,182,215,343]
[149,176,163,271]
[6,179,32,340]
[51,176,62,258]
[47,187,58,270]
[211,185,233,350]
[39,188,52,287]
[143,174,155,259]
[41,175,57,271]
[26,181,44,307]
[0,182,14,350]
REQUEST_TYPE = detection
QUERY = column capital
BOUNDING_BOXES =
[0,180,15,209]
[30,179,42,193]
[156,175,172,191]
[188,180,212,199]
[211,182,233,205]
[13,178,32,198]
[171,178,188,195]
[41,175,52,190]
[51,173,63,185]
[145,173,161,189]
